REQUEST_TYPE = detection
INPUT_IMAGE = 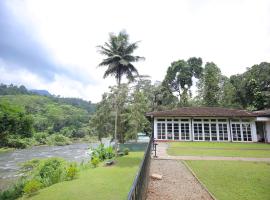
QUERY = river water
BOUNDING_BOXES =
[0,143,98,191]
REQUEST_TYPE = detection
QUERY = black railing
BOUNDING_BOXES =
[127,137,153,200]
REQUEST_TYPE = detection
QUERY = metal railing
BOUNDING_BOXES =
[127,136,153,200]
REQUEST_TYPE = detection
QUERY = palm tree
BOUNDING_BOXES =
[97,31,144,147]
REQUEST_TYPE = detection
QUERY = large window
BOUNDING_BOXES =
[232,123,242,141]
[173,123,179,140]
[192,118,229,141]
[167,123,173,140]
[157,123,166,139]
[242,123,252,141]
[218,123,228,141]
[156,118,191,140]
[193,119,203,141]
[210,123,218,141]
[180,122,190,140]
[231,119,253,142]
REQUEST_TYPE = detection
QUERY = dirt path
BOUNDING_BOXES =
[156,142,270,162]
[147,159,213,200]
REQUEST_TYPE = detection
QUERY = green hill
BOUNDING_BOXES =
[0,85,96,148]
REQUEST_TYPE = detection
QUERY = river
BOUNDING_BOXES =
[0,142,98,191]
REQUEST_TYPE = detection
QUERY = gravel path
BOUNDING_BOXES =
[147,159,213,200]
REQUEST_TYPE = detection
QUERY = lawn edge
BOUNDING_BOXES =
[182,160,217,200]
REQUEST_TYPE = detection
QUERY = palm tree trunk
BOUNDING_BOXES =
[114,77,121,153]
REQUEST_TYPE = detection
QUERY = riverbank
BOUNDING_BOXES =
[0,148,14,153]
[24,152,144,200]
[0,143,92,191]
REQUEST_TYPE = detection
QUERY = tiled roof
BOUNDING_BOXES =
[253,109,270,117]
[146,107,255,117]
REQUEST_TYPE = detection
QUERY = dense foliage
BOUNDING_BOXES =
[0,86,96,148]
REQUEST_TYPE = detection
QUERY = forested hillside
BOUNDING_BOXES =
[0,84,96,148]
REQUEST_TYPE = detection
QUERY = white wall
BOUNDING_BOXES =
[266,122,270,143]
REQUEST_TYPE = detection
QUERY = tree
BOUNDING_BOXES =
[198,62,221,106]
[90,94,114,141]
[97,31,144,145]
[219,76,239,108]
[125,90,151,141]
[230,62,270,110]
[163,57,202,106]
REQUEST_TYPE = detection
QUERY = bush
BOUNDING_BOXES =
[0,178,26,200]
[105,146,115,159]
[6,136,36,148]
[47,134,71,146]
[123,148,129,155]
[66,163,78,180]
[91,156,100,168]
[90,144,115,162]
[37,158,67,186]
[23,180,42,196]
[33,132,48,145]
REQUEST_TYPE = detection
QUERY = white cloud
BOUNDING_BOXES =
[1,0,270,102]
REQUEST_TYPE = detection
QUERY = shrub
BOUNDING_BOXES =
[37,158,66,186]
[23,180,42,196]
[105,146,115,159]
[6,136,36,148]
[123,148,129,155]
[0,178,26,200]
[33,132,48,145]
[66,163,78,180]
[91,156,100,168]
[90,144,115,162]
[47,134,71,146]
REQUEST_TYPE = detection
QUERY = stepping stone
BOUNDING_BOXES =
[151,173,163,180]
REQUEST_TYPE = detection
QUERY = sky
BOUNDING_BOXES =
[0,0,269,103]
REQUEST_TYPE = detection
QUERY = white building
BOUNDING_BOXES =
[147,107,270,142]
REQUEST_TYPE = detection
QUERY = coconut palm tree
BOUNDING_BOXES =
[97,31,144,146]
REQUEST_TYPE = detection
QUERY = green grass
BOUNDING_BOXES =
[186,160,270,200]
[23,152,143,200]
[167,142,270,157]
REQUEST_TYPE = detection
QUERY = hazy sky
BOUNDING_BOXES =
[0,0,269,102]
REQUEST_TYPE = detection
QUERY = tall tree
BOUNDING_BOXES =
[230,62,270,110]
[163,57,202,106]
[198,62,221,106]
[97,31,144,145]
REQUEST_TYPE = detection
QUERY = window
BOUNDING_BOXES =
[210,123,217,141]
[242,123,252,141]
[167,123,173,139]
[231,119,253,142]
[232,124,241,141]
[218,123,228,141]
[157,123,166,139]
[174,123,179,140]
[204,123,210,141]
[194,123,203,141]
[181,122,190,140]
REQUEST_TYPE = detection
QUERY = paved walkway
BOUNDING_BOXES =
[154,142,270,162]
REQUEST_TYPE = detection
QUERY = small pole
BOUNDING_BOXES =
[154,140,158,158]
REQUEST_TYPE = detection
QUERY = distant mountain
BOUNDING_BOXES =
[30,89,51,96]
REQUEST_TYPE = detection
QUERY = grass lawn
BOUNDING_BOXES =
[23,152,143,200]
[186,160,270,200]
[167,142,270,157]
